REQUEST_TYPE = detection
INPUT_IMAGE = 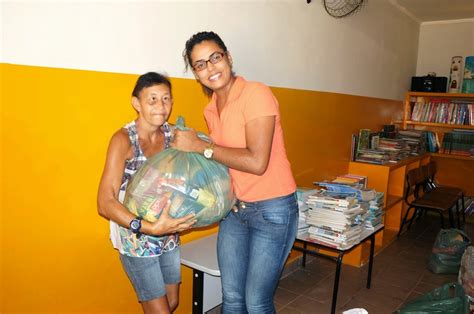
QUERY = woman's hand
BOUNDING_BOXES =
[170,129,206,153]
[147,202,197,236]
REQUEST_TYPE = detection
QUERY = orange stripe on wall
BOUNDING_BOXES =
[1,64,402,313]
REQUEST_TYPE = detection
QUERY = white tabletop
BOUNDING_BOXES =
[180,233,221,276]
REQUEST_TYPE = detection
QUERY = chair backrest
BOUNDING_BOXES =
[426,161,438,186]
[420,164,433,191]
[405,167,423,203]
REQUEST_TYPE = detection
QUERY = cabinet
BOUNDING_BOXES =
[343,155,431,266]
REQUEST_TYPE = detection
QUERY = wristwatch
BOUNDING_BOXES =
[203,142,215,159]
[130,217,143,238]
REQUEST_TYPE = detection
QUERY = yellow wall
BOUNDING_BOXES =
[0,64,402,313]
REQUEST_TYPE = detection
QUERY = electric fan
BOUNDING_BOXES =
[323,0,365,18]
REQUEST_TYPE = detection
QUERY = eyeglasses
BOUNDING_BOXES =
[192,51,226,72]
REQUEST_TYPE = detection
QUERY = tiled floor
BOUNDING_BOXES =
[207,214,473,314]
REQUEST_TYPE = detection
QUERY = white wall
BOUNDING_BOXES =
[416,19,474,78]
[0,2,3,62]
[2,0,419,100]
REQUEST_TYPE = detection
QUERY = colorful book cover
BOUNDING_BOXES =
[357,129,371,150]
[462,56,474,93]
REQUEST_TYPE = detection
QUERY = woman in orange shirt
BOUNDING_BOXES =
[172,31,298,314]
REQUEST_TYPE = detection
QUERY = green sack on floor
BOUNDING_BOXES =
[395,282,469,314]
[428,229,471,274]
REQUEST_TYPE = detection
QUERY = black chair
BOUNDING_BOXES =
[425,161,465,226]
[398,167,459,237]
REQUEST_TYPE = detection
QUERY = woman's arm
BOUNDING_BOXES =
[97,130,196,235]
[171,116,275,175]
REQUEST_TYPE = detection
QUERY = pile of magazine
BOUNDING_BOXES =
[398,129,429,155]
[296,187,317,235]
[316,179,385,231]
[365,191,384,229]
[305,190,365,249]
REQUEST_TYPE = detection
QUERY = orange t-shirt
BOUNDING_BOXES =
[204,76,296,202]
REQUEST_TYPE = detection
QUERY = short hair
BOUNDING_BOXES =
[132,72,172,98]
[183,31,228,72]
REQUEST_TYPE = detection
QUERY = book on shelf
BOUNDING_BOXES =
[410,99,473,125]
[358,129,371,150]
[351,134,358,162]
[440,131,474,156]
[370,133,380,149]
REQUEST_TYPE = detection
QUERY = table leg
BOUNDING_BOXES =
[331,251,344,314]
[456,202,460,228]
[192,269,204,314]
[302,242,307,268]
[367,234,375,289]
[448,205,454,228]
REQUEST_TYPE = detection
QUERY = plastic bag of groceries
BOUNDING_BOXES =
[459,246,474,298]
[124,117,235,228]
[428,229,471,274]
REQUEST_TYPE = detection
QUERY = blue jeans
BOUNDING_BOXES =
[217,192,298,314]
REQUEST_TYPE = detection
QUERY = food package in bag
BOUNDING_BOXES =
[124,117,235,228]
[459,246,474,298]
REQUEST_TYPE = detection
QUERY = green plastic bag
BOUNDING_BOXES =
[396,282,469,314]
[124,116,235,228]
[428,229,471,274]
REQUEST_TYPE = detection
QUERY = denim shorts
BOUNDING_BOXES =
[119,248,181,302]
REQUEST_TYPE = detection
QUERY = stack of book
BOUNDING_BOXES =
[316,181,375,202]
[331,174,367,188]
[398,129,430,155]
[296,187,317,235]
[364,191,385,229]
[378,138,411,160]
[315,176,384,230]
[305,190,365,249]
[354,129,414,164]
[355,148,391,164]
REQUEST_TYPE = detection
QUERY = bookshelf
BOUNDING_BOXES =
[401,91,474,159]
[399,91,473,195]
[344,154,431,266]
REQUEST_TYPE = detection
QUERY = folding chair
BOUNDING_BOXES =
[425,161,465,226]
[398,167,459,237]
